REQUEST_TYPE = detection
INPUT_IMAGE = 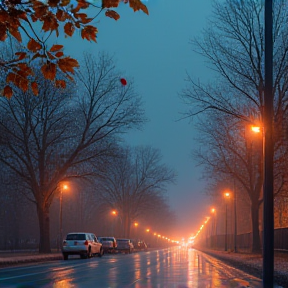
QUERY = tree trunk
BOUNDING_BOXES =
[124,214,130,238]
[37,203,51,253]
[251,201,261,253]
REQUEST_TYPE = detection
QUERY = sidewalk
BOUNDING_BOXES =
[0,248,149,267]
[197,248,288,288]
[0,251,63,267]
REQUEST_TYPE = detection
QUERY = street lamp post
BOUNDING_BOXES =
[211,208,216,249]
[111,210,123,237]
[134,222,138,239]
[224,192,230,251]
[111,210,117,236]
[263,0,274,286]
[234,190,237,253]
[59,184,68,250]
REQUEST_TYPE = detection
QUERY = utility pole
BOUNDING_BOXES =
[263,0,274,286]
[225,202,228,251]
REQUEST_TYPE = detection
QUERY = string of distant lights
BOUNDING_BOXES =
[111,210,180,244]
[194,215,211,239]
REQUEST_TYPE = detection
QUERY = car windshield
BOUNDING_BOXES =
[66,234,86,241]
[100,238,113,242]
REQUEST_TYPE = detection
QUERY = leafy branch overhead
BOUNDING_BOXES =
[0,0,148,98]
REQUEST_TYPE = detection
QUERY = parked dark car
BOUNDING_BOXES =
[132,239,147,251]
[116,238,134,254]
[98,237,117,253]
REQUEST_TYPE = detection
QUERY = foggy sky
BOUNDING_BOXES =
[65,0,215,239]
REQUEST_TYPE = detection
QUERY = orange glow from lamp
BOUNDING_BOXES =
[251,126,261,133]
[224,192,230,198]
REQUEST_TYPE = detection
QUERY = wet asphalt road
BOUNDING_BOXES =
[0,246,265,288]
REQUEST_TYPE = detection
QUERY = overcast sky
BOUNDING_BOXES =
[66,0,215,239]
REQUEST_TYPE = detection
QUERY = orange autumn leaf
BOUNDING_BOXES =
[129,0,148,14]
[33,1,49,19]
[0,0,149,98]
[47,52,54,60]
[55,80,66,88]
[102,0,120,8]
[27,38,42,52]
[73,13,92,24]
[105,10,120,21]
[16,63,33,77]
[56,10,68,21]
[75,0,90,10]
[64,22,75,37]
[48,0,61,8]
[74,13,87,21]
[60,0,71,6]
[0,23,7,41]
[6,72,17,83]
[81,25,98,41]
[42,13,59,32]
[81,17,93,24]
[0,10,9,22]
[58,57,79,74]
[41,62,57,80]
[50,44,64,52]
[18,78,29,92]
[15,52,27,60]
[8,27,22,42]
[31,82,39,95]
[55,51,64,58]
[18,11,28,21]
[3,86,13,99]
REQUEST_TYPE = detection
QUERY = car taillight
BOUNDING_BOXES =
[84,240,88,245]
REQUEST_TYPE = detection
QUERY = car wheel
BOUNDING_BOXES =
[87,248,92,258]
[80,254,87,259]
[63,253,68,260]
[98,248,103,257]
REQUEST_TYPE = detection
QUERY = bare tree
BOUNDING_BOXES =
[194,111,264,252]
[96,145,176,238]
[0,52,145,253]
[181,0,288,252]
[138,194,177,240]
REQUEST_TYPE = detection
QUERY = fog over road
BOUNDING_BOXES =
[0,247,263,287]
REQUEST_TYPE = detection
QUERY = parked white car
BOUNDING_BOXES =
[62,232,103,260]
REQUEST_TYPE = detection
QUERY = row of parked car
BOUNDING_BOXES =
[62,232,147,260]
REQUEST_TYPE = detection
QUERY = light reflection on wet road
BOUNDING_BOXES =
[0,246,271,287]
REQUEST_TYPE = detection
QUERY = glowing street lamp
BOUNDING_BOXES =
[224,192,230,251]
[251,126,261,133]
